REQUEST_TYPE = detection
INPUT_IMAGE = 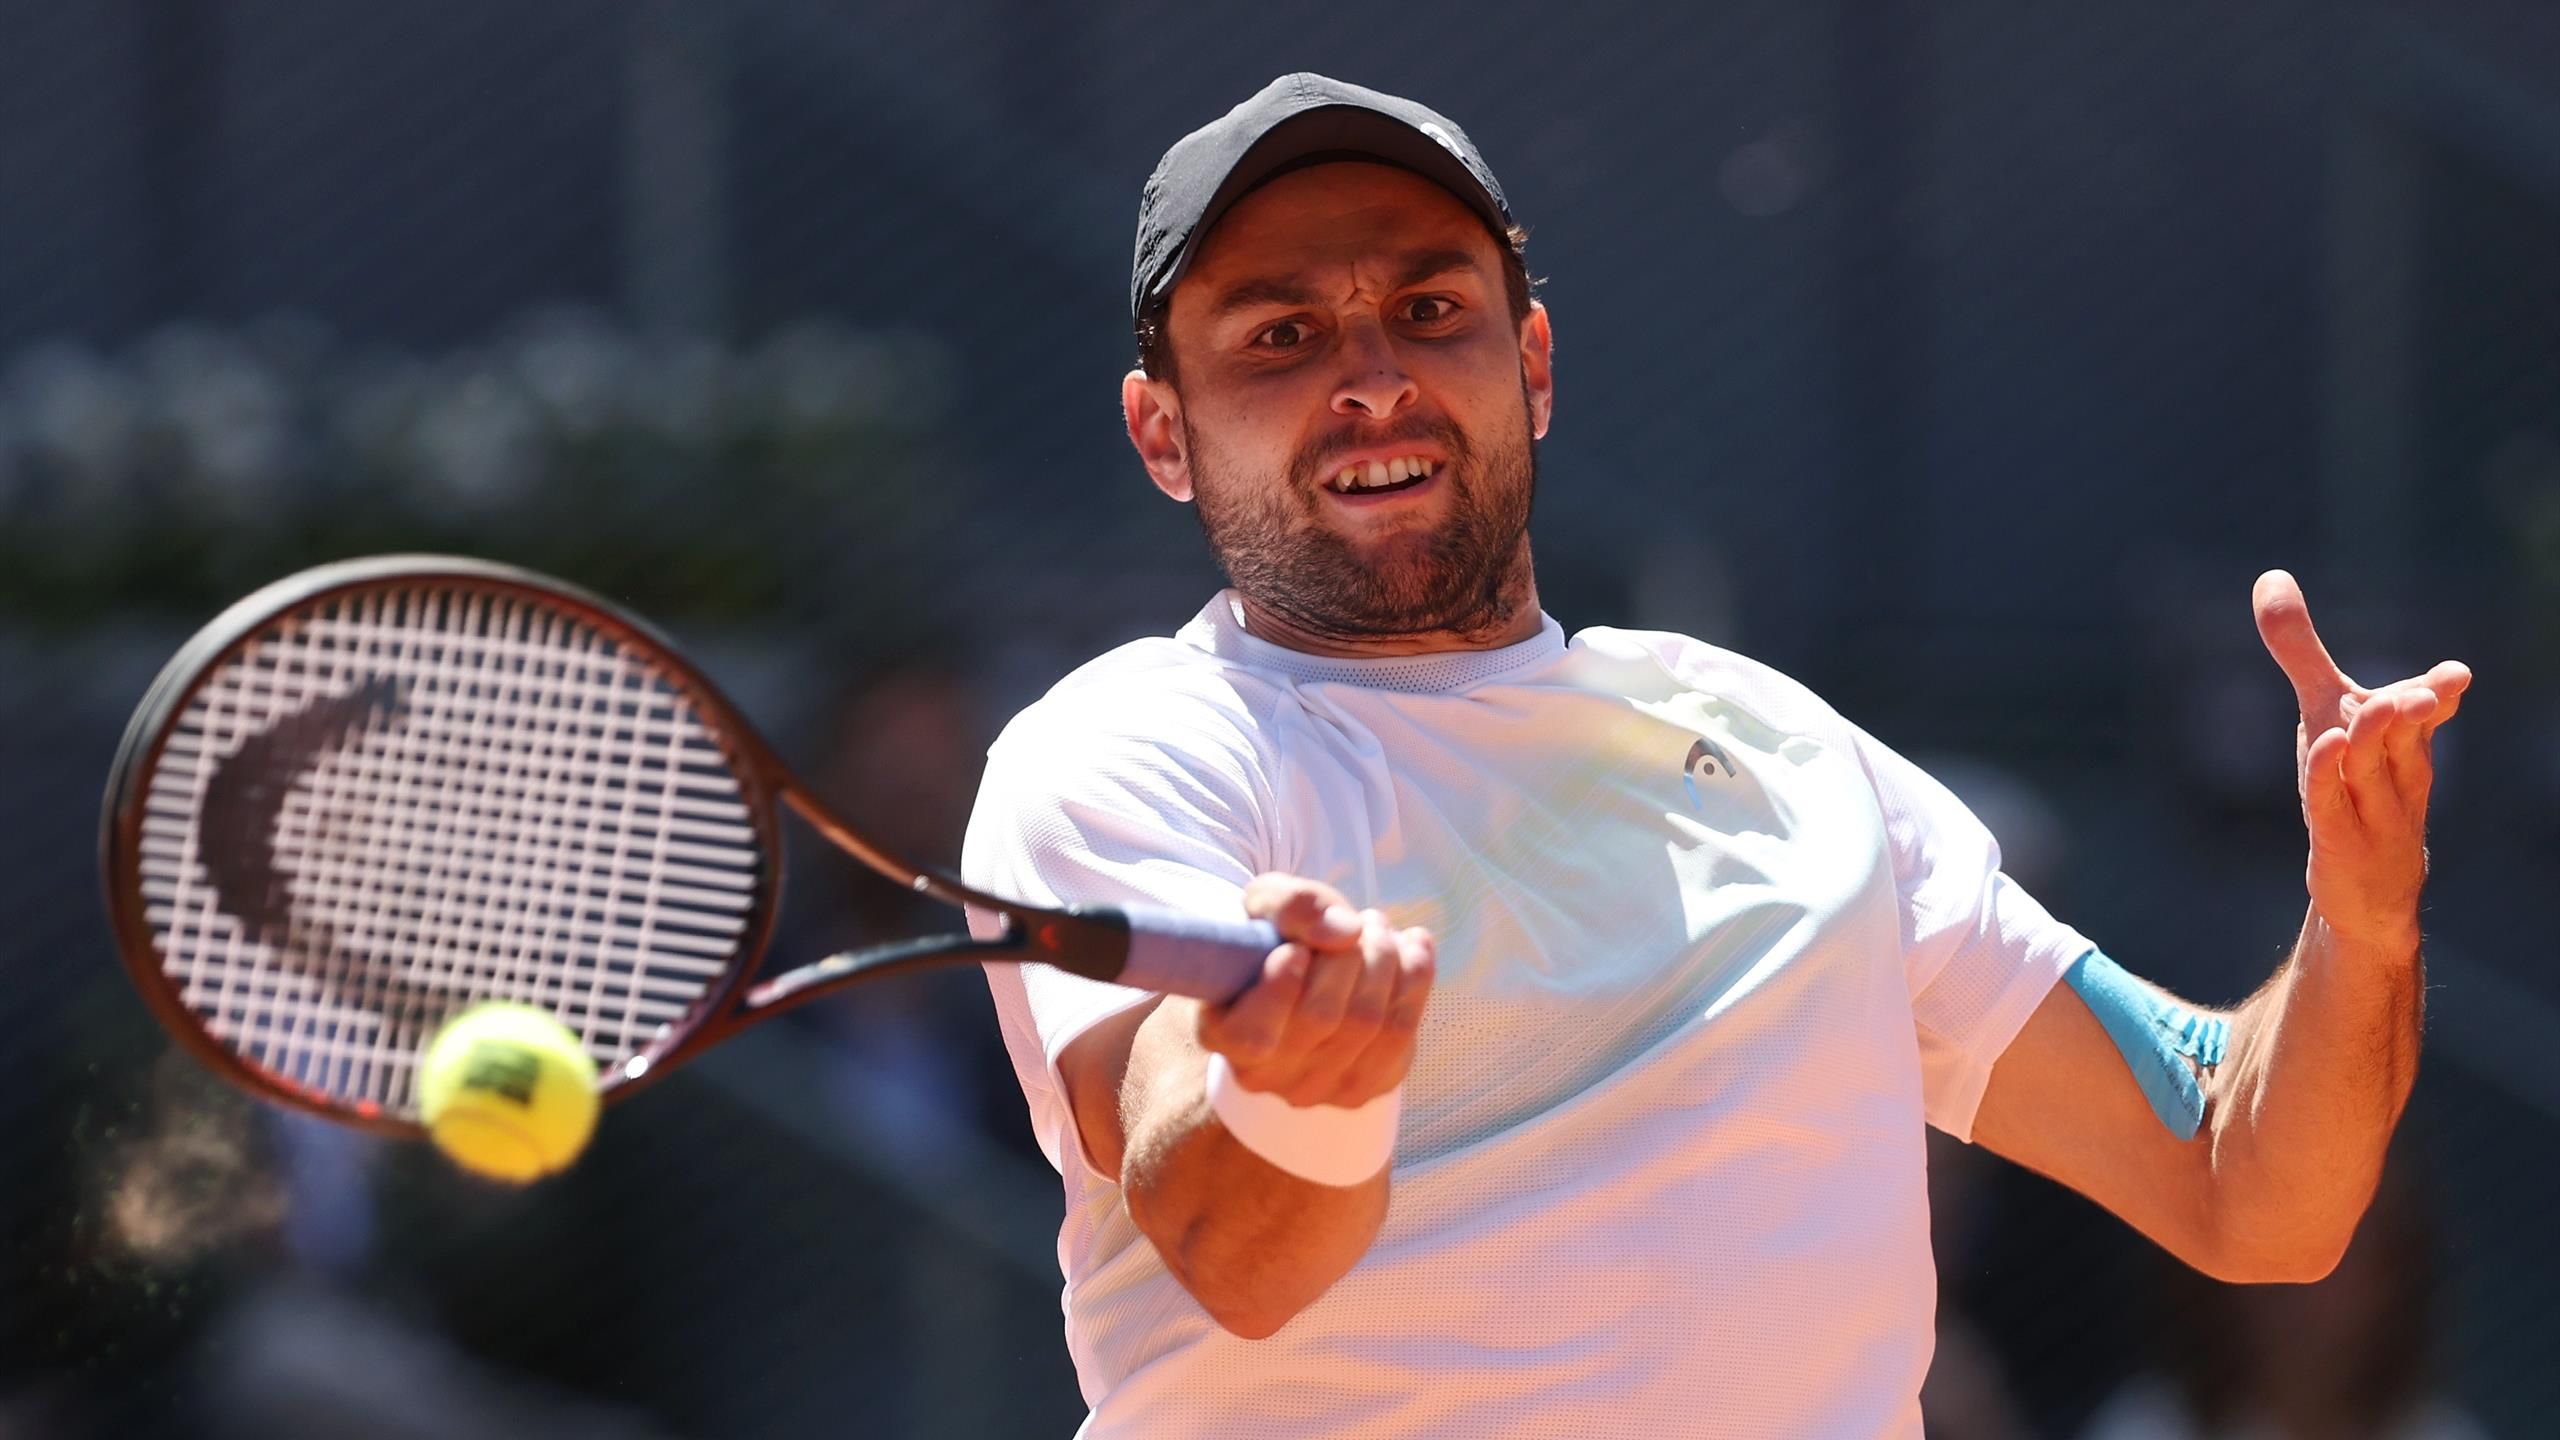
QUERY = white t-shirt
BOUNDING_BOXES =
[962,593,2092,1439]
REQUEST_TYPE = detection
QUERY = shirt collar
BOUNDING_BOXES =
[1188,590,1567,695]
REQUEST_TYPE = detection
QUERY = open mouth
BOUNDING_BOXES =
[1324,454,1440,498]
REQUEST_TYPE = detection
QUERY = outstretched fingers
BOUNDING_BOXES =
[2381,687,2439,799]
[2260,577,2470,950]
[2328,683,2444,829]
[2340,689,2396,812]
[2418,660,2473,733]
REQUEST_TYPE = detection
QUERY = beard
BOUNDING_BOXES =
[1184,395,1537,643]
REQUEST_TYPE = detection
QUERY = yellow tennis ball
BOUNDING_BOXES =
[417,1003,600,1184]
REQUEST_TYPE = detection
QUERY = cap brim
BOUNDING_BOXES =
[1144,104,1510,312]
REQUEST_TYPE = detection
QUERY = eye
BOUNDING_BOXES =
[1404,296,1461,324]
[1254,319,1312,350]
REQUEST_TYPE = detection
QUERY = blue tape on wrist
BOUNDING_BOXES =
[2062,949,2228,1141]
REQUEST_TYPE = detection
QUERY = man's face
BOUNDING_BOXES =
[1130,162,1554,642]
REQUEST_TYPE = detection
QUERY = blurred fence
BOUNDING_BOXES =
[5,2,2559,1436]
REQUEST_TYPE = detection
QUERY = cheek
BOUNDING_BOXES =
[1424,348,1532,419]
[1203,372,1327,435]
[1190,395,1320,475]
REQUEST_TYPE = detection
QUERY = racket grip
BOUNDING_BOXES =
[1114,905,1280,1003]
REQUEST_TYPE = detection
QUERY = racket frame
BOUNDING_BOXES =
[99,554,1120,1136]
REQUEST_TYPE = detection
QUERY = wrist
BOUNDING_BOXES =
[1204,1053,1402,1187]
[2306,908,2421,968]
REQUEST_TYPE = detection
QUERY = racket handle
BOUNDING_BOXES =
[1113,905,1280,1003]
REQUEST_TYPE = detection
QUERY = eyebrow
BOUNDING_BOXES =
[1206,247,1486,320]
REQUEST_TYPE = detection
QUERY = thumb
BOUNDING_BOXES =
[1242,872,1365,949]
[2253,569,2350,715]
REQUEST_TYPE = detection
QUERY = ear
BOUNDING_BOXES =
[1518,302,1555,439]
[1123,369,1194,502]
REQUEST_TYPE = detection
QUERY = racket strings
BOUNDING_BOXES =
[135,584,762,1118]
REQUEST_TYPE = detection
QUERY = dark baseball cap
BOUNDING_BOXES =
[1130,72,1516,321]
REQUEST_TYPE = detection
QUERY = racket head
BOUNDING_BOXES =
[100,555,786,1136]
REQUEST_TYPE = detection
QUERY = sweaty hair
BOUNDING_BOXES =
[1135,222,1538,384]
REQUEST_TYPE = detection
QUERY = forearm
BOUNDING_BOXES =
[1119,999,1390,1338]
[2205,904,2423,1277]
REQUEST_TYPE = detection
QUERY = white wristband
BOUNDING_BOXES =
[1204,1052,1402,1188]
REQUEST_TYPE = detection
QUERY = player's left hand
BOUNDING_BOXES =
[2253,569,2471,955]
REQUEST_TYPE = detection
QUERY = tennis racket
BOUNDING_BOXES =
[99,554,1278,1136]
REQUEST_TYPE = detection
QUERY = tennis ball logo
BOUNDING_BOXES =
[461,1049,541,1105]
[418,1003,600,1184]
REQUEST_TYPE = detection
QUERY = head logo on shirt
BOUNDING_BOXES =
[1682,737,1735,809]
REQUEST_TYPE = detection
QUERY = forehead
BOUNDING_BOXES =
[1174,161,1498,303]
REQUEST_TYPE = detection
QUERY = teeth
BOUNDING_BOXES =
[1330,456,1438,492]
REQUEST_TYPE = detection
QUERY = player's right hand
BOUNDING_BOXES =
[1198,873,1434,1109]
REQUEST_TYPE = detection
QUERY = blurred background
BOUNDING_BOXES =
[2,1,2555,1435]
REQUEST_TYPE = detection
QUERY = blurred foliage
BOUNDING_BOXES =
[0,308,961,628]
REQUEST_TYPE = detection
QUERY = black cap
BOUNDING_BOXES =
[1130,73,1515,321]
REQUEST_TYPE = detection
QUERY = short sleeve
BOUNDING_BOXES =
[960,699,1269,1178]
[1849,724,2094,1141]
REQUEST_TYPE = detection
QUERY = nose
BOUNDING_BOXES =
[1330,320,1417,421]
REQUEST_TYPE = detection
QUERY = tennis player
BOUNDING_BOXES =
[961,73,2470,1437]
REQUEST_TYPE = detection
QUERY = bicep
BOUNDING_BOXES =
[1969,978,2221,1266]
